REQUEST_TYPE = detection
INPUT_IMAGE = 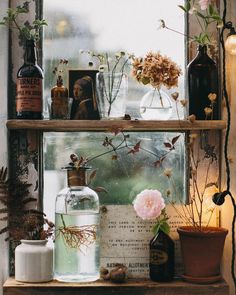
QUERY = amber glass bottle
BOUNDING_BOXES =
[16,40,43,119]
[149,230,175,282]
[50,75,69,119]
[187,45,219,120]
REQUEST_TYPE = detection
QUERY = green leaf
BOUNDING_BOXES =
[178,5,187,12]
[141,77,150,85]
[160,221,170,235]
[209,4,214,15]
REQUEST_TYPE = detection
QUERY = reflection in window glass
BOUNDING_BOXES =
[43,0,185,119]
[43,132,186,221]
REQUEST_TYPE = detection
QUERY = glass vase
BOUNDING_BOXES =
[139,88,173,120]
[149,230,175,282]
[96,72,128,119]
[54,167,100,282]
[187,45,219,120]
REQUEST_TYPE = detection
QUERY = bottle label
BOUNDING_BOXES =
[16,78,42,112]
[150,249,168,265]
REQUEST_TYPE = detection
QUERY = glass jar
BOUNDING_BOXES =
[54,167,100,282]
[96,72,128,119]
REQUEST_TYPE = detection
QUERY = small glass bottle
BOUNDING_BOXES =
[50,75,69,119]
[187,45,219,120]
[149,230,175,282]
[54,167,100,282]
[16,39,43,119]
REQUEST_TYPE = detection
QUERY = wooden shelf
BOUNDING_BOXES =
[6,120,226,132]
[3,278,229,295]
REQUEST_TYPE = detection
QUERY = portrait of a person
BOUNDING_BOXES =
[70,75,100,120]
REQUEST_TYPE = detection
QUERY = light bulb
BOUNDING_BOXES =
[225,34,236,55]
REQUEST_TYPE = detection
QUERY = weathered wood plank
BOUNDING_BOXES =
[3,278,229,295]
[6,120,226,132]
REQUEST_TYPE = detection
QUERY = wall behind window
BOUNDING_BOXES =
[0,0,8,293]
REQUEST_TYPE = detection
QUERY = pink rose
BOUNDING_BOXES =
[133,189,165,220]
[199,0,210,10]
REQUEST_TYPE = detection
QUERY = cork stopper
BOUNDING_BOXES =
[67,168,87,187]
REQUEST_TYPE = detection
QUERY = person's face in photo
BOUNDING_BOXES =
[73,82,83,101]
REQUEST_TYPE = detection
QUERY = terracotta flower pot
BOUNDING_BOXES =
[177,226,228,284]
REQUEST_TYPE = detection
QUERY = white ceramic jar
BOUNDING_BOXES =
[15,240,53,282]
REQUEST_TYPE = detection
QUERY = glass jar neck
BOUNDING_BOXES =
[67,169,87,187]
[24,40,37,65]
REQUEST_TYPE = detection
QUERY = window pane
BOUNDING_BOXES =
[43,0,185,119]
[43,131,186,220]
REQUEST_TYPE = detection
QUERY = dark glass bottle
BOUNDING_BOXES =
[149,230,175,282]
[16,39,43,119]
[187,45,219,120]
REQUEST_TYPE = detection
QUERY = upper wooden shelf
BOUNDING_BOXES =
[6,120,226,132]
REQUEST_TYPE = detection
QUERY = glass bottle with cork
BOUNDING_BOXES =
[54,155,100,282]
[16,39,43,119]
[50,75,70,119]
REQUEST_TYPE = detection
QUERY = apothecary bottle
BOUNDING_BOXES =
[187,45,219,120]
[149,230,175,282]
[50,75,69,119]
[16,39,43,119]
[54,167,100,282]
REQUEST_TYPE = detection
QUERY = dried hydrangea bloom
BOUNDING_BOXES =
[132,51,182,89]
[133,189,165,220]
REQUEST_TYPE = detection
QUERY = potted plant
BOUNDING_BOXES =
[162,126,228,284]
[0,167,54,282]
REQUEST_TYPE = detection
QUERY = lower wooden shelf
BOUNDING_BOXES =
[3,277,229,295]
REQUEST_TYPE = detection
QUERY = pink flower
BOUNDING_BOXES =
[133,189,165,220]
[199,0,210,10]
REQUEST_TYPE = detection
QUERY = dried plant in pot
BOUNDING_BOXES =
[165,131,228,284]
[0,167,54,282]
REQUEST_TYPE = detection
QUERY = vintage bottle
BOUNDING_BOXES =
[16,39,43,119]
[50,75,69,119]
[54,167,100,282]
[149,230,175,282]
[187,45,219,120]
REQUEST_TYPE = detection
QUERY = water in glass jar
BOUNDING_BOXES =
[54,212,100,282]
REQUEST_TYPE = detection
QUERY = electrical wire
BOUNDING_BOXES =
[220,0,236,290]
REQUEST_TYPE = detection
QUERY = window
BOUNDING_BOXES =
[43,0,185,119]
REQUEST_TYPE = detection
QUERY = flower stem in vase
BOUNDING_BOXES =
[157,88,164,108]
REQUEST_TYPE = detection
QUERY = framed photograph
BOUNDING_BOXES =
[68,69,100,120]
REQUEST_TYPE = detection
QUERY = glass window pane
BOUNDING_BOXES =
[43,131,186,220]
[43,0,185,119]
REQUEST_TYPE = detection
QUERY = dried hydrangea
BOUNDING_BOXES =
[132,51,182,89]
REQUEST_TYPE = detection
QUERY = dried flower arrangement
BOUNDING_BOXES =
[132,51,182,89]
[0,167,54,241]
[80,50,133,117]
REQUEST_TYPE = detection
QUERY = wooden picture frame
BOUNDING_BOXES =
[68,69,100,120]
